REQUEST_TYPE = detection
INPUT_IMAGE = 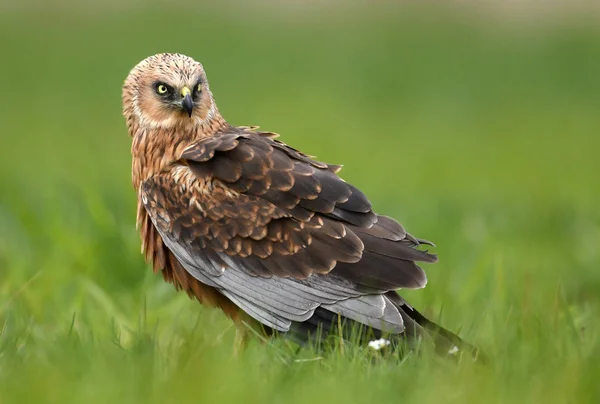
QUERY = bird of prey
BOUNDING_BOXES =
[122,53,481,360]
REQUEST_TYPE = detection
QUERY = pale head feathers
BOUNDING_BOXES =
[122,53,223,133]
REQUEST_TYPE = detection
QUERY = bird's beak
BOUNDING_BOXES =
[180,87,194,117]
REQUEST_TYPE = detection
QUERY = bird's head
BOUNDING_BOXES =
[122,53,220,133]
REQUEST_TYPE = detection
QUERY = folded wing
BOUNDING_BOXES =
[141,127,437,333]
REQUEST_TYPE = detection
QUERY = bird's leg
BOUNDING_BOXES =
[231,316,268,357]
[233,324,250,357]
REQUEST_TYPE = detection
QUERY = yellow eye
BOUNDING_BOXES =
[196,83,202,93]
[156,84,169,95]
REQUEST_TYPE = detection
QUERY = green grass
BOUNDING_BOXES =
[1,4,599,403]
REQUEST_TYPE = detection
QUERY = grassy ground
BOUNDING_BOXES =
[1,4,599,403]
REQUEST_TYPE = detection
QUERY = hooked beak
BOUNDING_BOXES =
[180,87,194,117]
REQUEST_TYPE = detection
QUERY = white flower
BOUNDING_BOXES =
[368,338,391,351]
[448,346,460,355]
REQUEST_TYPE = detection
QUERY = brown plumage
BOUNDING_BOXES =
[122,53,482,360]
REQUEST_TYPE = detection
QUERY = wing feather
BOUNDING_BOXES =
[142,127,437,334]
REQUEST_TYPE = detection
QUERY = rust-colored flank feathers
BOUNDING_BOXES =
[122,53,481,360]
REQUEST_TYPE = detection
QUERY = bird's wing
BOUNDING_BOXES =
[140,128,437,332]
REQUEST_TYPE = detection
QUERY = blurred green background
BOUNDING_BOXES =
[1,2,599,403]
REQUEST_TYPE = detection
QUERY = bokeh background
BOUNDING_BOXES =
[1,1,599,403]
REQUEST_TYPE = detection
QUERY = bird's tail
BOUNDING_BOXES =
[385,292,486,363]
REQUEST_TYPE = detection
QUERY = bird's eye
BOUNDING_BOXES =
[195,83,202,94]
[156,84,170,95]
